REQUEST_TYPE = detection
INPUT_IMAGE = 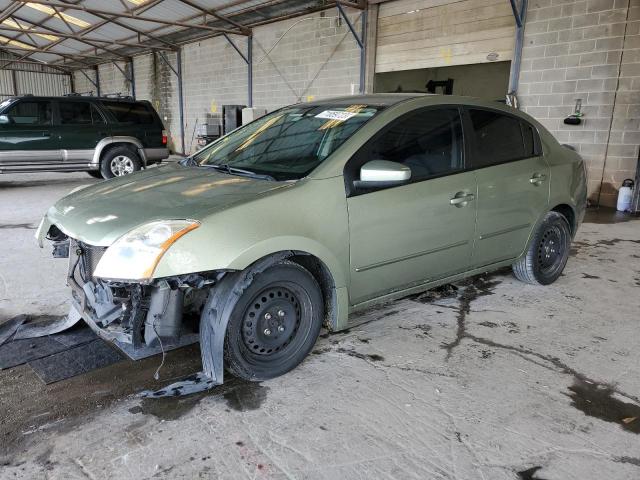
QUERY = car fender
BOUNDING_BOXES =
[92,137,147,167]
[156,234,348,289]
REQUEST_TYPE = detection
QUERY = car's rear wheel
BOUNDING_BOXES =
[213,260,324,382]
[512,211,571,285]
[100,145,142,179]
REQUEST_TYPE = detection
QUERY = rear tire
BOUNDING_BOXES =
[216,260,324,382]
[100,145,142,179]
[512,211,571,285]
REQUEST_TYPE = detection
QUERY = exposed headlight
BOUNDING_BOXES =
[94,220,200,281]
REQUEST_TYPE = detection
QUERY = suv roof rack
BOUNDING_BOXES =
[101,93,134,100]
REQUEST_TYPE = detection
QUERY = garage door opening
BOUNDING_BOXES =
[374,61,511,101]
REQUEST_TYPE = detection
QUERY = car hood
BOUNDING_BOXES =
[47,163,291,246]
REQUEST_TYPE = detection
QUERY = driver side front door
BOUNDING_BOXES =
[346,107,477,306]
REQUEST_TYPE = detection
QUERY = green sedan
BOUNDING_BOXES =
[36,94,587,385]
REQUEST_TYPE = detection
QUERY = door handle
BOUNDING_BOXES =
[530,173,547,185]
[450,192,475,207]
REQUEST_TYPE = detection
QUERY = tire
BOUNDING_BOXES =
[213,260,324,382]
[87,170,102,179]
[512,211,571,285]
[100,145,142,179]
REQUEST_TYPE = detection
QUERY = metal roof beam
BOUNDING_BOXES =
[15,0,249,35]
[176,0,251,35]
[0,23,173,51]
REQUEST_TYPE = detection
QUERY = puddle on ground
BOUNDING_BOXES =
[567,377,640,434]
[583,207,640,224]
[517,466,547,480]
[129,379,269,420]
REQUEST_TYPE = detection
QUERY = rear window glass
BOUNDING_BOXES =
[469,109,526,167]
[521,121,539,157]
[101,101,155,124]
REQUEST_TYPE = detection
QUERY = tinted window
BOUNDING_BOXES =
[4,101,52,125]
[354,107,464,183]
[469,109,526,167]
[101,101,154,124]
[59,101,92,125]
[521,121,538,156]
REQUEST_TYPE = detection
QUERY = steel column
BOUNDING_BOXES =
[337,2,367,94]
[129,59,136,99]
[159,50,186,155]
[95,66,101,97]
[176,49,185,155]
[248,34,253,107]
[11,69,18,96]
[508,0,528,96]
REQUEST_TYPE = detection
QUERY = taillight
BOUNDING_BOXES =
[162,130,167,145]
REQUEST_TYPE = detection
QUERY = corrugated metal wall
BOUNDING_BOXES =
[0,52,71,100]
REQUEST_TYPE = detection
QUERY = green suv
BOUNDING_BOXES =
[37,94,587,386]
[0,95,169,178]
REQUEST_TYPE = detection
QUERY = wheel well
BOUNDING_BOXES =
[100,142,139,160]
[258,251,338,332]
[551,204,576,234]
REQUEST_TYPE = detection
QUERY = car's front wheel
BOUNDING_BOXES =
[203,260,324,382]
[512,211,571,285]
[100,145,142,179]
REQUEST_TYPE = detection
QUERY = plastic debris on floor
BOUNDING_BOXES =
[0,315,124,384]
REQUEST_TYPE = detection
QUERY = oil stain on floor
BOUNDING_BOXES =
[567,378,640,434]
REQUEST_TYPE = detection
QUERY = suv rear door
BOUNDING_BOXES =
[55,99,109,165]
[465,107,549,268]
[0,98,60,169]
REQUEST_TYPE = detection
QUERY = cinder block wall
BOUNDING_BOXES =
[519,0,639,206]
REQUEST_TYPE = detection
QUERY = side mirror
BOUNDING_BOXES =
[353,160,411,189]
[0,115,9,125]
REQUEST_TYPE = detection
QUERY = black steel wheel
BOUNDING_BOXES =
[223,260,324,381]
[513,211,571,285]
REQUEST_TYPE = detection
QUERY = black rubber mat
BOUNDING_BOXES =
[29,339,124,384]
[0,324,98,370]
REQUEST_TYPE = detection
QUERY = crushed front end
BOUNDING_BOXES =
[41,223,214,360]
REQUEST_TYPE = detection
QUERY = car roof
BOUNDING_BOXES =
[7,95,143,103]
[303,93,426,107]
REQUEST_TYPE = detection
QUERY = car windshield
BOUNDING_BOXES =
[191,104,383,181]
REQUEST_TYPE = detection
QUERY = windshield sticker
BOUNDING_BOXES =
[315,110,358,121]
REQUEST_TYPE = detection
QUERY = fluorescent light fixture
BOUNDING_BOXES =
[126,0,150,5]
[25,3,91,29]
[2,19,59,41]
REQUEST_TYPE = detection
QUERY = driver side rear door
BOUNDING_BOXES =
[346,106,477,306]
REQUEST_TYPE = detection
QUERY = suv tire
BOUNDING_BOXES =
[87,171,102,179]
[204,260,324,382]
[512,211,571,285]
[100,145,142,179]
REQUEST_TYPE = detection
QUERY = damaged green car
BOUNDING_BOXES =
[37,94,587,385]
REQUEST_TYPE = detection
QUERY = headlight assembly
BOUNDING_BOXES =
[94,220,200,281]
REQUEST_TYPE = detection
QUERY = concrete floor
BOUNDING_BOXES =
[1,171,639,480]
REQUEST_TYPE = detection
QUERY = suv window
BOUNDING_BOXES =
[4,100,52,125]
[468,109,529,167]
[59,101,92,125]
[350,107,464,184]
[101,101,154,124]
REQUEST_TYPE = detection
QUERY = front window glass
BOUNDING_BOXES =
[4,100,52,125]
[192,104,382,181]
